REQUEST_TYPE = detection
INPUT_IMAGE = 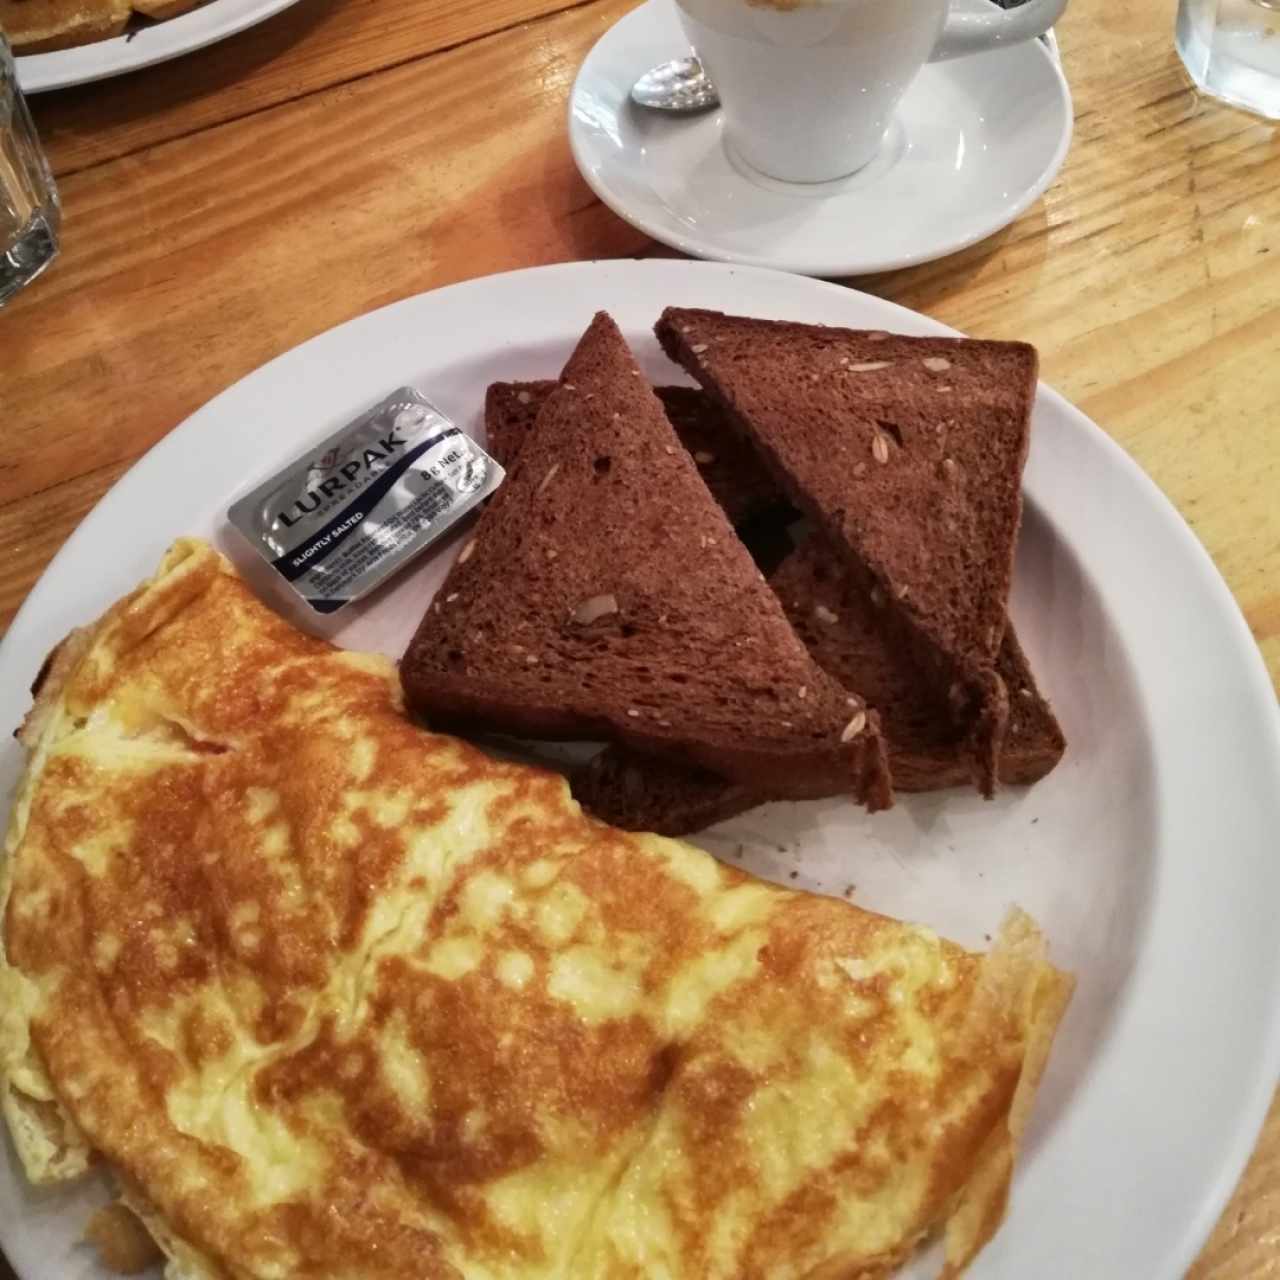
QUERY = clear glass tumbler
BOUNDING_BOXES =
[1,34,60,306]
[1177,0,1280,119]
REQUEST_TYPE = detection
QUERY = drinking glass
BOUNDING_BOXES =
[1177,0,1280,119]
[1,34,60,306]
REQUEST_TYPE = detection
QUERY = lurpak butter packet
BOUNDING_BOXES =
[228,388,503,615]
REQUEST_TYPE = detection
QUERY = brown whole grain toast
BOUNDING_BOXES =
[485,380,785,528]
[656,307,1039,797]
[481,380,553,468]
[402,312,892,804]
[772,537,1064,791]
[480,373,1063,833]
[574,750,758,837]
[577,536,1065,833]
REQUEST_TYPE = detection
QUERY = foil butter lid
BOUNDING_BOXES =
[228,388,503,615]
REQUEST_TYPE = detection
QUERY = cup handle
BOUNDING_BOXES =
[928,0,1068,61]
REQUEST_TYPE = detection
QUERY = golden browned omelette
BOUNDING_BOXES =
[0,539,1072,1280]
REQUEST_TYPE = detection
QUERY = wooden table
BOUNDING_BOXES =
[2,0,1278,1274]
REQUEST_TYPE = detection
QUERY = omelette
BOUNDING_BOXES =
[0,539,1071,1280]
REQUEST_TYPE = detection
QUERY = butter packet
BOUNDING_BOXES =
[228,388,503,615]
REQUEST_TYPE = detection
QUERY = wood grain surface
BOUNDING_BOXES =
[1,0,1278,1274]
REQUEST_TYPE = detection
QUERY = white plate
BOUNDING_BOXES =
[569,0,1072,276]
[16,0,304,94]
[2,260,1279,1279]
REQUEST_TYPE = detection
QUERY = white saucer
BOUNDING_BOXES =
[569,0,1073,276]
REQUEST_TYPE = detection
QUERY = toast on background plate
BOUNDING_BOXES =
[402,312,893,805]
[1,0,207,53]
[657,307,1039,798]
[131,0,201,17]
[1,0,131,53]
[483,376,1063,835]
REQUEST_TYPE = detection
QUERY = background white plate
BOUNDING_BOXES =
[16,0,304,93]
[569,0,1072,276]
[2,260,1278,1279]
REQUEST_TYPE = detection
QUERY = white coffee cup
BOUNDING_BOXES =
[675,0,1069,184]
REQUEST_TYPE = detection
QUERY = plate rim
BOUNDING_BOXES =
[1,259,1279,1280]
[15,0,305,93]
[567,0,1074,277]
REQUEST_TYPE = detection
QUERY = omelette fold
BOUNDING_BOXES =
[0,540,1071,1280]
